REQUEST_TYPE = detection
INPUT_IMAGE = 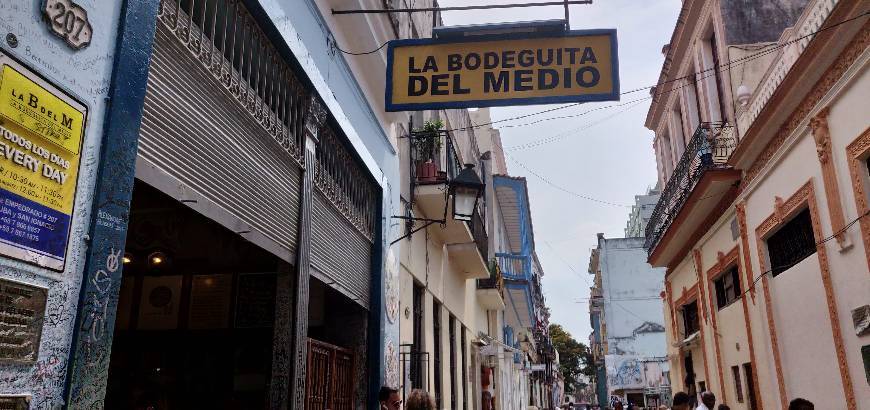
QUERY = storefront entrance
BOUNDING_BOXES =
[105,181,287,409]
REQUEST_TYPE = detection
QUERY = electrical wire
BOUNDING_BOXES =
[332,39,391,55]
[438,10,870,132]
[736,209,870,301]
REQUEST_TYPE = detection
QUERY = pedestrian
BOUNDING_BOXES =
[406,389,436,410]
[717,405,730,410]
[378,386,402,410]
[671,392,691,410]
[696,391,716,410]
[614,401,624,410]
[788,398,814,410]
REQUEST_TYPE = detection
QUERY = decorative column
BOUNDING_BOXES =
[289,95,327,410]
[810,107,851,250]
[63,1,160,408]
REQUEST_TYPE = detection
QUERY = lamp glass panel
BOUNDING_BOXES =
[453,186,477,220]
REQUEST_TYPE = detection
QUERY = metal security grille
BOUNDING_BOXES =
[144,0,378,305]
[306,339,355,410]
[767,208,816,276]
[140,0,307,257]
[411,283,425,389]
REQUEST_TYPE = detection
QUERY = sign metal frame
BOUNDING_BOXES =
[385,28,619,111]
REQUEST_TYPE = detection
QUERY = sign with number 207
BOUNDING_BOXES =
[42,0,93,50]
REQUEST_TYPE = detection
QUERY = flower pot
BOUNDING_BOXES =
[416,160,439,183]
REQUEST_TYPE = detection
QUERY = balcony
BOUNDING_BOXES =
[477,260,505,310]
[646,123,740,267]
[410,129,488,278]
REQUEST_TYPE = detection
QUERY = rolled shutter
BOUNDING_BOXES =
[138,20,302,259]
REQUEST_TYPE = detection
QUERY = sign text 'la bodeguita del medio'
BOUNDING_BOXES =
[386,30,618,111]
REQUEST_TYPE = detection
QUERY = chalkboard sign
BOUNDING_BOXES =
[0,279,47,363]
[234,273,276,328]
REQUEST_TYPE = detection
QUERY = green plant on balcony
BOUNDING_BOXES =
[412,119,444,182]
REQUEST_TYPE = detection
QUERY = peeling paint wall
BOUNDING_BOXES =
[0,1,123,407]
[598,237,667,359]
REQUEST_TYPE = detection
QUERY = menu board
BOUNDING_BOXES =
[0,279,46,363]
[234,272,275,328]
[137,276,182,330]
[188,274,232,329]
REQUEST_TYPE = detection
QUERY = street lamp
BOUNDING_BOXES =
[390,163,485,245]
[450,164,485,221]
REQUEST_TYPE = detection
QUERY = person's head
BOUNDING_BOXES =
[671,392,691,410]
[700,391,716,408]
[788,398,814,410]
[718,405,731,410]
[406,389,436,410]
[614,401,624,410]
[378,386,401,410]
[658,406,669,410]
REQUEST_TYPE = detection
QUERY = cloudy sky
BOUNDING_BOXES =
[438,0,682,343]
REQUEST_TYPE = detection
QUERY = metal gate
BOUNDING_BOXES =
[306,339,355,410]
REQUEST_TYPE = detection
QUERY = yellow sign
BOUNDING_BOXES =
[0,59,86,271]
[0,66,84,155]
[386,30,619,111]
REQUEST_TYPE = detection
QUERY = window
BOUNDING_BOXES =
[412,282,425,389]
[710,31,729,122]
[682,300,700,337]
[767,208,816,277]
[731,366,744,403]
[715,266,742,309]
[433,301,442,407]
[744,363,758,410]
[461,327,468,410]
[449,315,457,410]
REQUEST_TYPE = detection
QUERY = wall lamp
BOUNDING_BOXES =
[391,164,484,245]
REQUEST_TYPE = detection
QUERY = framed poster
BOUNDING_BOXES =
[0,53,87,271]
[188,274,232,329]
[137,275,182,330]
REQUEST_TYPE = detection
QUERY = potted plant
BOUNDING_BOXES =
[413,120,443,183]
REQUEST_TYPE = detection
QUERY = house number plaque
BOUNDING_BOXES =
[43,0,93,50]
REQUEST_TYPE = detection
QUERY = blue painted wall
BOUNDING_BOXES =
[0,1,126,408]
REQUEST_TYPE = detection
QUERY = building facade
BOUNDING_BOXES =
[645,0,869,408]
[0,0,401,408]
[625,188,662,238]
[588,234,670,408]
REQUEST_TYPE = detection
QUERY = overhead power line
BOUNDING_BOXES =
[437,10,869,132]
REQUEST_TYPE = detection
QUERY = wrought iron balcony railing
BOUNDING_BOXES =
[409,129,462,187]
[477,259,504,298]
[645,122,737,253]
[469,207,489,264]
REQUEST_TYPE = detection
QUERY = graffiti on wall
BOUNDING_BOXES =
[605,355,669,392]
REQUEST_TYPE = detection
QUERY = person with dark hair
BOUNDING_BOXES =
[788,398,814,410]
[406,389,436,410]
[697,391,716,410]
[378,386,401,410]
[717,405,730,410]
[671,392,691,410]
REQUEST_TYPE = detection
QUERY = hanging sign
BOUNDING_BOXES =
[0,57,87,271]
[386,29,619,111]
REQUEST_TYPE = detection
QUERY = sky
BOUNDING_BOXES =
[438,0,682,343]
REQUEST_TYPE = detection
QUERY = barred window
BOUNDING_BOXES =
[732,365,744,403]
[682,301,700,337]
[767,208,816,277]
[715,266,741,309]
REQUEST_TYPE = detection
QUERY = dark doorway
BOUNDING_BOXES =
[106,181,286,409]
